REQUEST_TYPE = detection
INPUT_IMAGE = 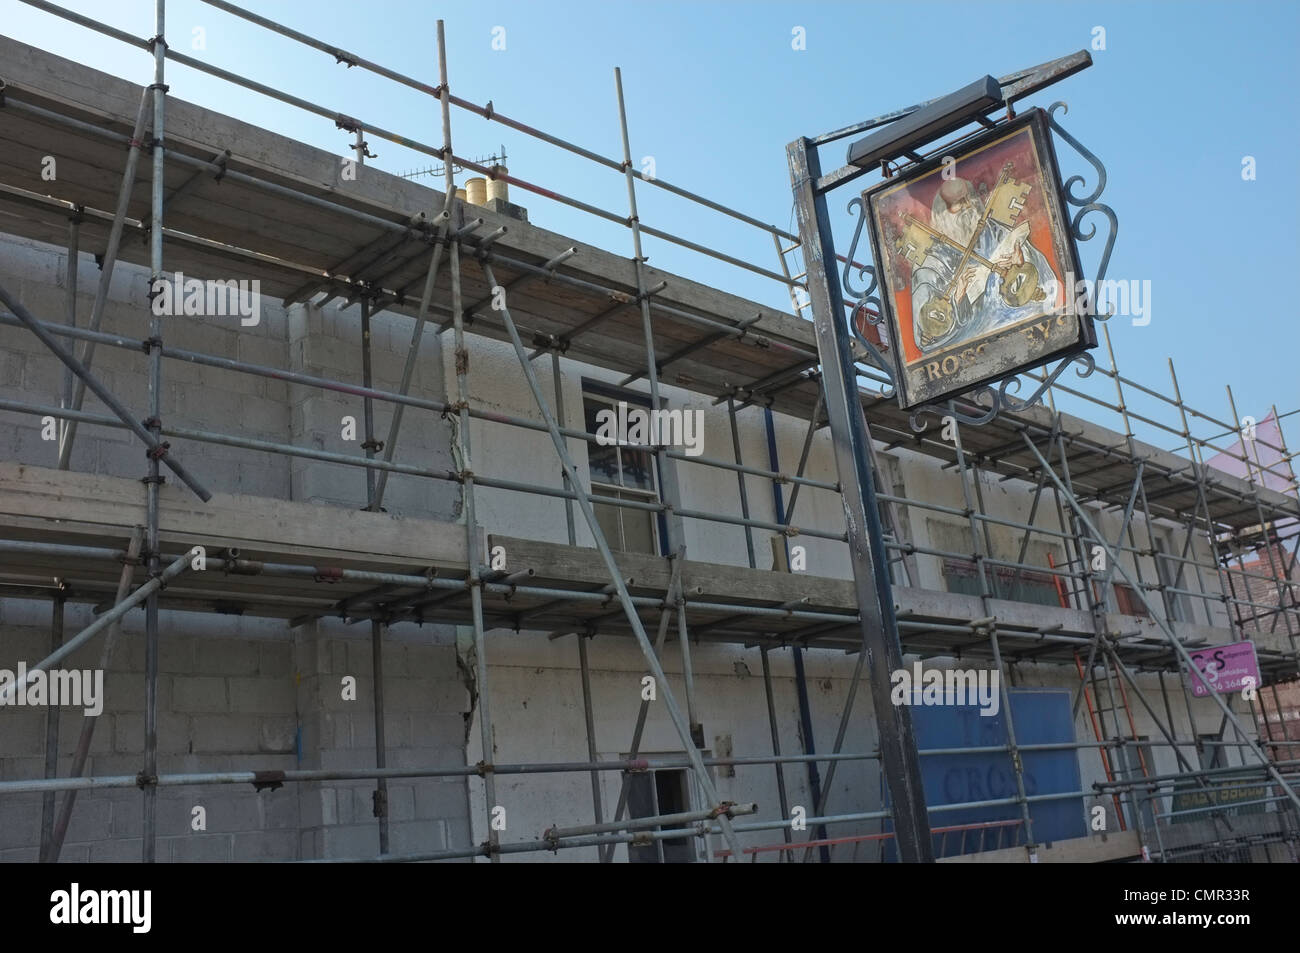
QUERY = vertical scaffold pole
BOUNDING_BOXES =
[60,213,79,450]
[432,18,499,863]
[552,348,606,852]
[361,296,378,508]
[360,279,389,855]
[39,589,65,862]
[370,619,389,854]
[787,134,932,862]
[47,528,145,863]
[764,407,830,862]
[727,396,757,569]
[449,233,499,861]
[141,0,168,864]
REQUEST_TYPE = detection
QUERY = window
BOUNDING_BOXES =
[1113,582,1151,618]
[942,558,982,597]
[1008,569,1068,608]
[942,558,1066,608]
[1086,579,1152,617]
[626,767,695,863]
[583,388,661,555]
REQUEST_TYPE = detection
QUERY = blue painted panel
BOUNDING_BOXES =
[884,688,1085,860]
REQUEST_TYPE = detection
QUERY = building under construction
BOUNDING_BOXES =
[0,2,1297,863]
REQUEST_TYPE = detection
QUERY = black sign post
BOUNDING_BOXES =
[785,51,1095,864]
[788,135,934,863]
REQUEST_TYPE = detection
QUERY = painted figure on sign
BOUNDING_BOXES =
[864,110,1092,409]
[900,167,1059,353]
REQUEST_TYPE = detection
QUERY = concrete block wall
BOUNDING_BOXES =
[441,326,1261,859]
[0,232,469,860]
[0,235,290,497]
[443,338,851,574]
[466,630,1252,862]
[463,630,880,863]
[293,622,472,860]
[0,231,458,521]
[0,600,471,862]
[285,299,457,518]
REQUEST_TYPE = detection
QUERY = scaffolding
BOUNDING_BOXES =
[0,0,1297,863]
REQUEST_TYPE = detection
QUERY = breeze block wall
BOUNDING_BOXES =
[0,231,471,861]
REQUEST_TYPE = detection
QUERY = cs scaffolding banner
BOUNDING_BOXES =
[1186,640,1260,697]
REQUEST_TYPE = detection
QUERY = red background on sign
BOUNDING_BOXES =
[873,127,1064,365]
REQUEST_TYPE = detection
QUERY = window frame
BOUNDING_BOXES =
[581,380,669,556]
[941,556,1068,608]
[622,761,699,864]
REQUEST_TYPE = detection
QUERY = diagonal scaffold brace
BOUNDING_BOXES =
[1022,432,1300,814]
[45,527,146,862]
[479,259,746,861]
[0,284,212,502]
[0,546,196,708]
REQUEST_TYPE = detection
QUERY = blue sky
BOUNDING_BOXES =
[5,0,1298,470]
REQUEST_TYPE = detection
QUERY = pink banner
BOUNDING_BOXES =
[1205,410,1298,541]
[1187,641,1260,697]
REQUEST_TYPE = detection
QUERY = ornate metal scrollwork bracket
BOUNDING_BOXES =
[842,196,896,400]
[1001,351,1096,412]
[908,388,999,433]
[1045,101,1118,318]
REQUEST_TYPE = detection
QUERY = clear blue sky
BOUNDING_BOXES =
[6,0,1299,469]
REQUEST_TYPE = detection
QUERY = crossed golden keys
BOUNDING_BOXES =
[895,162,1045,345]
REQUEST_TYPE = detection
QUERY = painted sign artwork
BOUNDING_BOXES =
[862,109,1093,410]
[1186,641,1261,698]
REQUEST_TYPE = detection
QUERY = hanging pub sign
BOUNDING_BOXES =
[862,108,1094,410]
